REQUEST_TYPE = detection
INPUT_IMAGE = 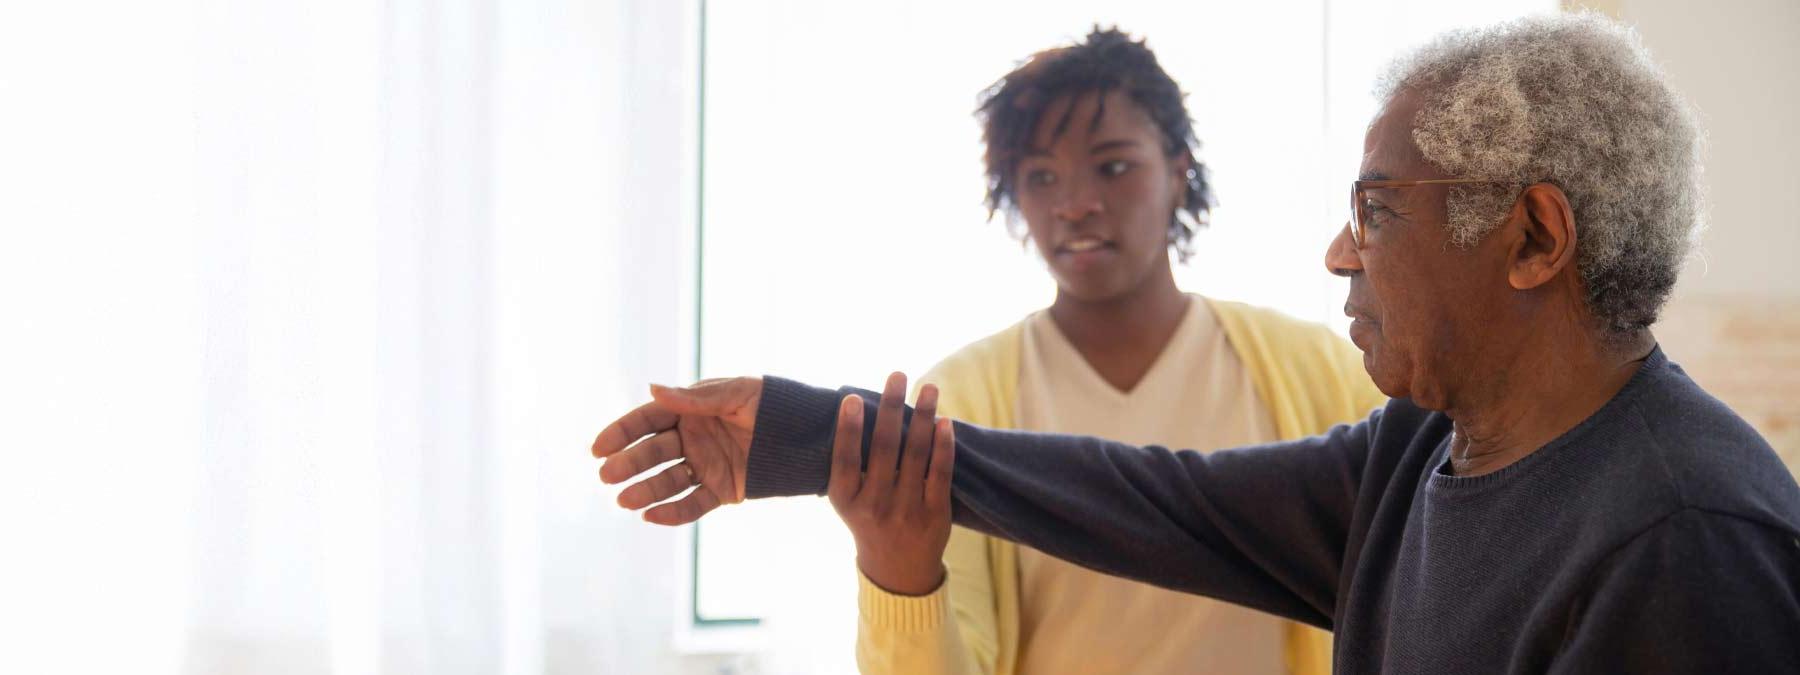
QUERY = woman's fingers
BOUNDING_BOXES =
[894,384,939,506]
[862,372,909,500]
[616,459,698,510]
[923,417,956,512]
[827,394,865,509]
[599,428,682,484]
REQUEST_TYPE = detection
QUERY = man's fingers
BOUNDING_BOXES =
[923,417,956,510]
[593,401,677,458]
[863,372,909,496]
[827,394,865,507]
[895,384,939,506]
[617,460,698,510]
[599,429,682,484]
[644,486,722,526]
[687,416,747,505]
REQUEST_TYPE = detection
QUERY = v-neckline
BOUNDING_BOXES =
[1036,294,1203,401]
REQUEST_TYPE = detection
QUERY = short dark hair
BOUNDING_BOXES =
[976,26,1213,261]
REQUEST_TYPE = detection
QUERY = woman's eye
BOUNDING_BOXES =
[1099,160,1131,177]
[1025,169,1057,187]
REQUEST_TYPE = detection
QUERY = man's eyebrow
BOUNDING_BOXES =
[1358,171,1393,181]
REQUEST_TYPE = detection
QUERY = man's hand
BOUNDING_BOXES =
[592,376,763,525]
[829,372,956,596]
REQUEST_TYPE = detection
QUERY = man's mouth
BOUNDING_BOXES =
[1344,303,1377,323]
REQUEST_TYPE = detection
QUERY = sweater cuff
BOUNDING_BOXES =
[858,570,949,633]
[744,376,844,498]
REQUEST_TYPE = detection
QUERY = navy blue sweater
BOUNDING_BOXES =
[744,348,1800,673]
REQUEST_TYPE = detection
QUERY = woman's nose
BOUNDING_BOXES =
[1051,176,1103,223]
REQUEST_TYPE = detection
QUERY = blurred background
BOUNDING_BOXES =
[1,0,1793,673]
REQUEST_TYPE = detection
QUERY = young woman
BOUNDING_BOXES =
[844,29,1385,675]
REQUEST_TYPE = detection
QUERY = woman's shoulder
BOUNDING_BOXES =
[921,317,1028,384]
[916,316,1033,427]
[1204,295,1363,367]
[1203,296,1341,344]
[1202,295,1386,425]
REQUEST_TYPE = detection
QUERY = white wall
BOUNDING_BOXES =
[1615,0,1800,298]
[1575,0,1800,468]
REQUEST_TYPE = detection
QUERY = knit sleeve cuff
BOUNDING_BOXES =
[744,376,845,499]
[858,569,949,633]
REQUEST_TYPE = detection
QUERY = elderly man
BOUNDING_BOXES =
[594,13,1800,674]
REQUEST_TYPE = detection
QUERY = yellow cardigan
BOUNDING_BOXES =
[855,297,1388,675]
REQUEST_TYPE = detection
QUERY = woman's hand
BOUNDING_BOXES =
[828,372,957,596]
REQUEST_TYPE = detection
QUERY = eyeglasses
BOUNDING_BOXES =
[1349,179,1517,249]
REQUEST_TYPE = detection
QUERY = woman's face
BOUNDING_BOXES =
[1014,90,1187,303]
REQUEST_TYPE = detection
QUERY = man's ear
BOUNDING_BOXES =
[1506,182,1577,291]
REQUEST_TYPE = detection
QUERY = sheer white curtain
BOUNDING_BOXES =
[2,3,202,671]
[3,0,709,673]
[189,0,511,671]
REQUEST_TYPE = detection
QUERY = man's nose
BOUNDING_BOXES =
[1324,221,1363,277]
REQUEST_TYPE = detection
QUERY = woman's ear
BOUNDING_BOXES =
[1170,154,1191,211]
[1506,182,1578,291]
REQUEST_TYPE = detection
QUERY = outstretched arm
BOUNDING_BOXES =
[594,373,1374,627]
[744,375,1373,628]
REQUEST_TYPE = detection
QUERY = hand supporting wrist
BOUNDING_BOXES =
[858,553,947,597]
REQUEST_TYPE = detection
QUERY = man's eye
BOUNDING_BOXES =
[1364,199,1393,226]
[1099,160,1131,177]
[1025,170,1057,187]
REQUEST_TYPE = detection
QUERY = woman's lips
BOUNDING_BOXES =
[1056,240,1116,270]
[1061,237,1109,253]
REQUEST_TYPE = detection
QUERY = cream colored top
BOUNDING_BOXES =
[1013,295,1285,674]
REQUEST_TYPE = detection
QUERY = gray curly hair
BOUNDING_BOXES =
[1375,12,1703,338]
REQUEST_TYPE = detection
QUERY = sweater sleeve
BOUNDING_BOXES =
[855,526,996,675]
[746,376,1373,628]
[1548,509,1800,674]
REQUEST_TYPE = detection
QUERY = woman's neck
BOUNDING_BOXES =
[1047,263,1190,392]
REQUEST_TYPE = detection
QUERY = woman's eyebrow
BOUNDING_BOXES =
[1088,139,1140,153]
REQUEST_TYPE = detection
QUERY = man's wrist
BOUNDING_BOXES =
[743,376,844,498]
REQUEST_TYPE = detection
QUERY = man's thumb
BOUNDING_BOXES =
[649,382,732,415]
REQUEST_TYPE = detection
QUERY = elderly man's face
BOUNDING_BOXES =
[1324,90,1518,408]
